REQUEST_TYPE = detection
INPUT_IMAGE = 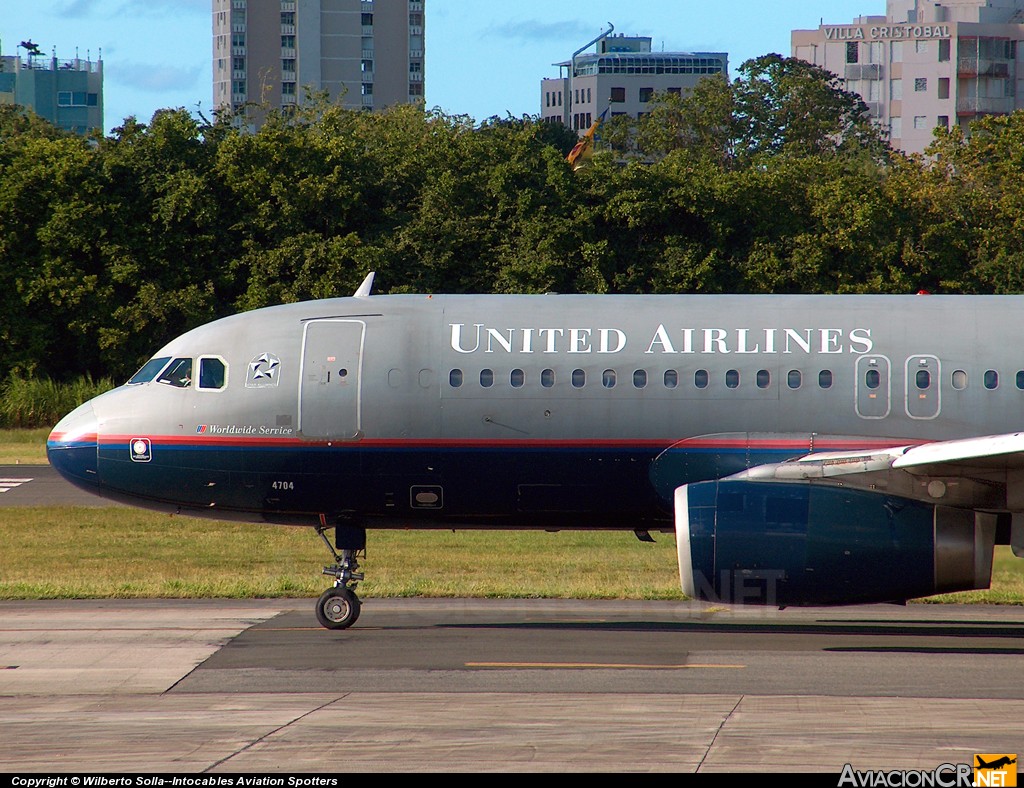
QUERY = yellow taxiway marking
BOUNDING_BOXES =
[466,662,746,670]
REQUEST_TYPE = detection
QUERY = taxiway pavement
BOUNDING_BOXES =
[1,598,1021,772]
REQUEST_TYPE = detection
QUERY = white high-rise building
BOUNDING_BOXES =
[793,0,1024,154]
[541,33,727,132]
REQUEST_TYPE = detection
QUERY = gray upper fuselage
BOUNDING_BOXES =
[102,292,1019,445]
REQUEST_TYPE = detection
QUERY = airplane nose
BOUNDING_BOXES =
[47,401,99,490]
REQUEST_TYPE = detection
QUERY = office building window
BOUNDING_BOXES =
[281,11,294,25]
[916,40,930,54]
[281,35,295,49]
[587,87,591,102]
[410,12,423,25]
[915,77,927,92]
[409,83,423,96]
[281,82,295,95]
[362,13,373,25]
[938,115,949,129]
[610,86,625,103]
[846,41,859,63]
[914,115,928,130]
[938,77,950,99]
[939,39,950,62]
[362,83,373,96]
[639,87,654,102]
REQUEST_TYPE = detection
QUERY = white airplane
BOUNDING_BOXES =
[48,275,1024,628]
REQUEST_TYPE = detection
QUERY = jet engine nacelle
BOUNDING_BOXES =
[675,480,996,606]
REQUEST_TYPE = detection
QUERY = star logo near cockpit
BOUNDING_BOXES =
[246,353,281,388]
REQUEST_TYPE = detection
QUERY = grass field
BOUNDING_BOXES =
[0,428,50,464]
[4,429,1024,603]
[0,506,1022,603]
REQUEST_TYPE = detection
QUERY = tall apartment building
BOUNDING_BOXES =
[0,49,103,134]
[541,33,728,131]
[213,0,425,117]
[793,0,1024,155]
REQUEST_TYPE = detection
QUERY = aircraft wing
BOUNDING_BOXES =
[735,432,1024,482]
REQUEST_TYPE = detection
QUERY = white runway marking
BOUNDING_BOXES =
[0,478,33,493]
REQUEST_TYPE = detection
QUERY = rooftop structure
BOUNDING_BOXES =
[0,46,103,134]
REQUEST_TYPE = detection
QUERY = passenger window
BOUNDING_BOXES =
[541,369,555,388]
[633,370,647,389]
[157,358,193,388]
[788,370,802,390]
[664,370,678,389]
[449,369,463,388]
[480,369,494,388]
[952,370,967,390]
[602,369,617,389]
[510,369,525,388]
[694,370,709,389]
[198,357,226,390]
[985,370,999,390]
[128,356,171,385]
[725,369,739,389]
[819,370,833,390]
[916,370,931,390]
[865,370,880,389]
[756,369,770,389]
[572,369,586,388]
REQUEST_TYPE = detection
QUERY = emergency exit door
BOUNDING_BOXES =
[299,319,365,439]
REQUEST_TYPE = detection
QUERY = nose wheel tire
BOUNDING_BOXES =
[316,586,361,629]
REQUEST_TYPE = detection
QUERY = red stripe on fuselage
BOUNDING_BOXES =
[92,434,922,451]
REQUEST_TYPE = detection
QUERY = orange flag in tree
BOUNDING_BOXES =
[567,107,609,170]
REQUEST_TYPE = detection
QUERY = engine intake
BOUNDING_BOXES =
[675,480,996,606]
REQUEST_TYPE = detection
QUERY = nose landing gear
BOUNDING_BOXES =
[315,523,366,630]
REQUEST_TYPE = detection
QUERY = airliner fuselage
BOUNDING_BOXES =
[47,289,1024,626]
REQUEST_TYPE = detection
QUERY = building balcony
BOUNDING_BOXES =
[281,2,296,10]
[409,1,422,10]
[956,96,1015,116]
[232,24,246,33]
[281,71,296,81]
[281,94,297,105]
[957,58,1012,77]
[232,0,245,8]
[232,46,246,56]
[409,26,423,35]
[362,49,375,59]
[361,0,373,9]
[409,49,423,58]
[361,95,374,107]
[281,24,295,34]
[845,63,883,80]
[409,72,423,82]
[281,48,296,57]
[233,70,246,80]
[232,93,247,103]
[362,25,374,36]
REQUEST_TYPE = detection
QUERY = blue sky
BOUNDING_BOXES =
[3,0,881,133]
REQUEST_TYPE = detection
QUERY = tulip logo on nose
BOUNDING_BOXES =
[130,438,152,463]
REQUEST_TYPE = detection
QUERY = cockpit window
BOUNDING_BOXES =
[198,357,227,390]
[157,358,193,388]
[127,357,172,385]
